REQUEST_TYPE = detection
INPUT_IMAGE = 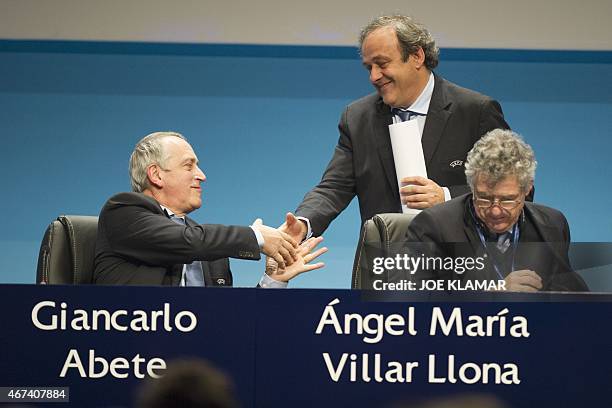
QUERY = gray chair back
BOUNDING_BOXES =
[351,213,417,289]
[36,215,98,284]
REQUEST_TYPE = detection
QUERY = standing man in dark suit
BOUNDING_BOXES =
[284,15,509,241]
[403,129,587,292]
[94,131,326,287]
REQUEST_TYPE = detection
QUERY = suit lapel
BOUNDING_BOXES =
[158,205,184,286]
[372,75,454,200]
[462,196,482,255]
[373,99,399,198]
[524,204,556,242]
[521,204,568,269]
[422,75,452,166]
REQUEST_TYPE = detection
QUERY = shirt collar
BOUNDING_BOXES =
[160,205,185,221]
[396,72,434,115]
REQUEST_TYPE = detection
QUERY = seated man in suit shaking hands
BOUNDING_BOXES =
[94,131,326,287]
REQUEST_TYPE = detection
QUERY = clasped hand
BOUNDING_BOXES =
[504,270,543,292]
[400,176,445,209]
[251,219,298,269]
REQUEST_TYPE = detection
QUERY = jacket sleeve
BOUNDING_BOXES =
[295,107,357,236]
[100,197,260,266]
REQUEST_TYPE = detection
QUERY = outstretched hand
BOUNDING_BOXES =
[265,236,327,282]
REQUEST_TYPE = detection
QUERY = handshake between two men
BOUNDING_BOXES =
[253,214,327,284]
[93,132,326,287]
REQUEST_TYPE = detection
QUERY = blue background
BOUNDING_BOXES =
[1,41,611,288]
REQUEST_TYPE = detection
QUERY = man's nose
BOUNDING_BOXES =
[370,66,382,83]
[195,166,206,182]
[488,203,504,216]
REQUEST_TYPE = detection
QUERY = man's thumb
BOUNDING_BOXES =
[285,212,296,226]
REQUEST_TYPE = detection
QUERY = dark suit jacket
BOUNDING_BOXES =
[94,192,260,286]
[404,193,588,292]
[296,74,509,236]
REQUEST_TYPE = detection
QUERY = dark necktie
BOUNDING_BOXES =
[392,108,423,122]
[485,231,511,254]
[496,232,511,253]
[169,215,205,286]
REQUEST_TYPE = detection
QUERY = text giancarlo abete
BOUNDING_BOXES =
[31,301,197,379]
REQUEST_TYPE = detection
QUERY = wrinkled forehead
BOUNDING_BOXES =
[361,26,400,58]
[473,174,521,195]
[161,137,197,162]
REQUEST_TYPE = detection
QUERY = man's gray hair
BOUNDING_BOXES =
[465,129,537,193]
[129,131,186,192]
[359,15,439,69]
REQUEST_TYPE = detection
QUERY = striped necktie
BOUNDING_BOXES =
[496,232,511,253]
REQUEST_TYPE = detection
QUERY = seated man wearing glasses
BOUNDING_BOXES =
[402,129,588,292]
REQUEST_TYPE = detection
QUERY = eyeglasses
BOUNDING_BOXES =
[473,195,523,211]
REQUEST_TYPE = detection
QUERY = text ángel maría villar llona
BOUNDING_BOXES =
[315,299,528,385]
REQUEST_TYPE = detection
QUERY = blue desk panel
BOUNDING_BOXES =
[1,284,610,407]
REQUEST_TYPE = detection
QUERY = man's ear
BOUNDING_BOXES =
[411,47,426,69]
[147,164,163,189]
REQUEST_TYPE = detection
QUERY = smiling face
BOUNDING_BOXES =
[473,175,530,234]
[360,26,429,108]
[152,137,206,216]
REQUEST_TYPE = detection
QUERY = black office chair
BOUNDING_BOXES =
[351,213,416,289]
[36,215,98,284]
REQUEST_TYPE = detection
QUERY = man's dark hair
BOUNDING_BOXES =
[359,15,439,69]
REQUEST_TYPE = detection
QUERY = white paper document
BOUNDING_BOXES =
[388,119,428,215]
